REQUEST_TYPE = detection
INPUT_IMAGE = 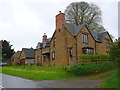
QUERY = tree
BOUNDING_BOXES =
[1,40,15,60]
[64,2,105,32]
[110,38,120,65]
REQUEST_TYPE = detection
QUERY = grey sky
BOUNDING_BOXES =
[0,0,118,51]
[118,1,120,37]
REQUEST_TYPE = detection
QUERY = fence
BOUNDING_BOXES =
[69,56,111,65]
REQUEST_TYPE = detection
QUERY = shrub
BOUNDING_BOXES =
[110,38,120,65]
[65,63,117,76]
[80,54,111,62]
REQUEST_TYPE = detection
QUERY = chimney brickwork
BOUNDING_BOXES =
[56,11,65,30]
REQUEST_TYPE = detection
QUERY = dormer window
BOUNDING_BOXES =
[82,33,88,43]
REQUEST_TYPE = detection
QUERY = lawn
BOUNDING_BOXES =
[0,67,2,73]
[1,62,119,81]
[101,70,120,88]
[1,65,78,81]
[88,70,117,79]
[88,69,119,88]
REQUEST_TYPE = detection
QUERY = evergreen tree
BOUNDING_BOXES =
[1,40,15,60]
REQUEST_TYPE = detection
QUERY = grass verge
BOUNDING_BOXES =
[88,70,117,79]
[101,70,120,88]
[1,62,119,81]
[2,65,78,81]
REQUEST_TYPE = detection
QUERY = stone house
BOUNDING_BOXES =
[35,11,112,66]
[11,51,21,65]
[19,48,35,65]
[35,34,51,66]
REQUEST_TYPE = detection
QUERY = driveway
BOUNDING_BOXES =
[1,73,103,88]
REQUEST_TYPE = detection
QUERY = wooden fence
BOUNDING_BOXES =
[69,56,111,65]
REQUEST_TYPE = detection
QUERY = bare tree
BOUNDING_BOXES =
[65,2,105,32]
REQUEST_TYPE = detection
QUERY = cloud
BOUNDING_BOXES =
[0,0,118,51]
[12,1,41,29]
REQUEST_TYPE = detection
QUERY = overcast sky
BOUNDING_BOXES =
[0,0,118,51]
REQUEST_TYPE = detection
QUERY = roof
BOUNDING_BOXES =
[45,38,51,47]
[64,23,85,36]
[36,38,51,49]
[90,30,108,42]
[12,51,21,58]
[97,32,108,42]
[82,46,94,49]
[37,42,43,49]
[64,23,109,42]
[22,48,35,59]
[42,49,50,55]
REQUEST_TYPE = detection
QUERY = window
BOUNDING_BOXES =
[69,48,72,57]
[58,29,61,32]
[53,38,56,47]
[52,52,55,60]
[43,55,46,62]
[82,48,94,54]
[106,51,109,55]
[82,33,88,43]
[106,39,110,48]
[106,43,110,48]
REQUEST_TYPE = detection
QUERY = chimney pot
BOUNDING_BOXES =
[42,33,47,41]
[59,11,61,13]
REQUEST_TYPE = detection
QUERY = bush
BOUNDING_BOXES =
[110,38,120,65]
[65,63,117,76]
[80,54,111,62]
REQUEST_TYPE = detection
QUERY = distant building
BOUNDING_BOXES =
[11,51,21,65]
[19,48,35,65]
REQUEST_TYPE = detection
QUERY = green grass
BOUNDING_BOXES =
[88,70,117,79]
[1,63,119,81]
[0,67,2,73]
[101,70,120,88]
[2,65,78,81]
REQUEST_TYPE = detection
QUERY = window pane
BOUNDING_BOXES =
[52,52,55,60]
[70,48,72,57]
[82,33,88,43]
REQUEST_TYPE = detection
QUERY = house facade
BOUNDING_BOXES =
[35,11,113,66]
[19,48,35,65]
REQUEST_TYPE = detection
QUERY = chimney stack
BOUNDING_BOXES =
[56,11,65,30]
[42,33,47,41]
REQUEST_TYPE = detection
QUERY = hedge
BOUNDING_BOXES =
[65,62,118,76]
[80,54,111,62]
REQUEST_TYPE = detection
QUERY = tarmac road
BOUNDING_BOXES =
[1,73,104,88]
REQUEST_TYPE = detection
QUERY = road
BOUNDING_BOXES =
[1,73,104,88]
